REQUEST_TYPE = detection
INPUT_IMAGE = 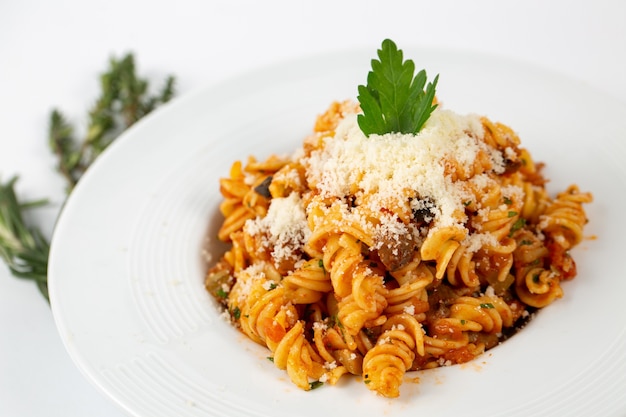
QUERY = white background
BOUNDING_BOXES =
[1,1,625,416]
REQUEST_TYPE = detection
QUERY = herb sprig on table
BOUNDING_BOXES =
[358,38,439,136]
[0,179,50,298]
[0,53,176,301]
[50,54,175,193]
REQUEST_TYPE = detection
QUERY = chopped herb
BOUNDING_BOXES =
[532,273,540,283]
[520,239,533,246]
[460,319,467,325]
[330,314,344,329]
[357,39,438,136]
[231,306,241,320]
[479,303,495,309]
[463,200,472,207]
[268,282,278,290]
[507,211,518,218]
[318,259,324,269]
[509,218,526,236]
[329,314,347,342]
[215,288,228,299]
[503,196,513,205]
[364,380,371,384]
[267,356,274,362]
[309,381,324,390]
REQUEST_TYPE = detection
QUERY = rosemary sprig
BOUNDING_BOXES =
[0,177,50,300]
[49,53,176,192]
[1,53,176,302]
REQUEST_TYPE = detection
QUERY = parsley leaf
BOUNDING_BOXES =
[357,39,439,136]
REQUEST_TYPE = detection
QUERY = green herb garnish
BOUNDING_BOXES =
[231,306,241,320]
[329,314,344,329]
[357,39,439,136]
[509,218,527,236]
[215,287,229,299]
[479,303,495,309]
[309,381,324,390]
[507,211,518,218]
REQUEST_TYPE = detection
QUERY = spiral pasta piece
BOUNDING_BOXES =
[226,263,327,389]
[386,254,433,317]
[282,258,331,304]
[515,265,564,308]
[481,116,521,151]
[512,230,563,308]
[272,321,326,390]
[362,313,425,398]
[336,271,388,336]
[539,185,592,249]
[444,243,481,289]
[308,303,362,383]
[448,295,514,334]
[420,226,467,279]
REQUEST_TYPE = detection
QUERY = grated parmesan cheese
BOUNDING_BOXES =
[313,321,328,331]
[485,286,496,298]
[244,192,310,265]
[303,108,507,242]
[233,262,267,303]
[463,232,498,253]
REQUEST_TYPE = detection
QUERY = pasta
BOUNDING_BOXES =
[204,99,592,398]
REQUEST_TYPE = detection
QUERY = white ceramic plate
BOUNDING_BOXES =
[49,47,626,417]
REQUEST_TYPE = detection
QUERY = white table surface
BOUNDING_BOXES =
[1,1,625,416]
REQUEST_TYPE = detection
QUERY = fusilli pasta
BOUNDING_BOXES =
[204,100,592,398]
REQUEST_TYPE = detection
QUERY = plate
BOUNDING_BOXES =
[49,46,626,417]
